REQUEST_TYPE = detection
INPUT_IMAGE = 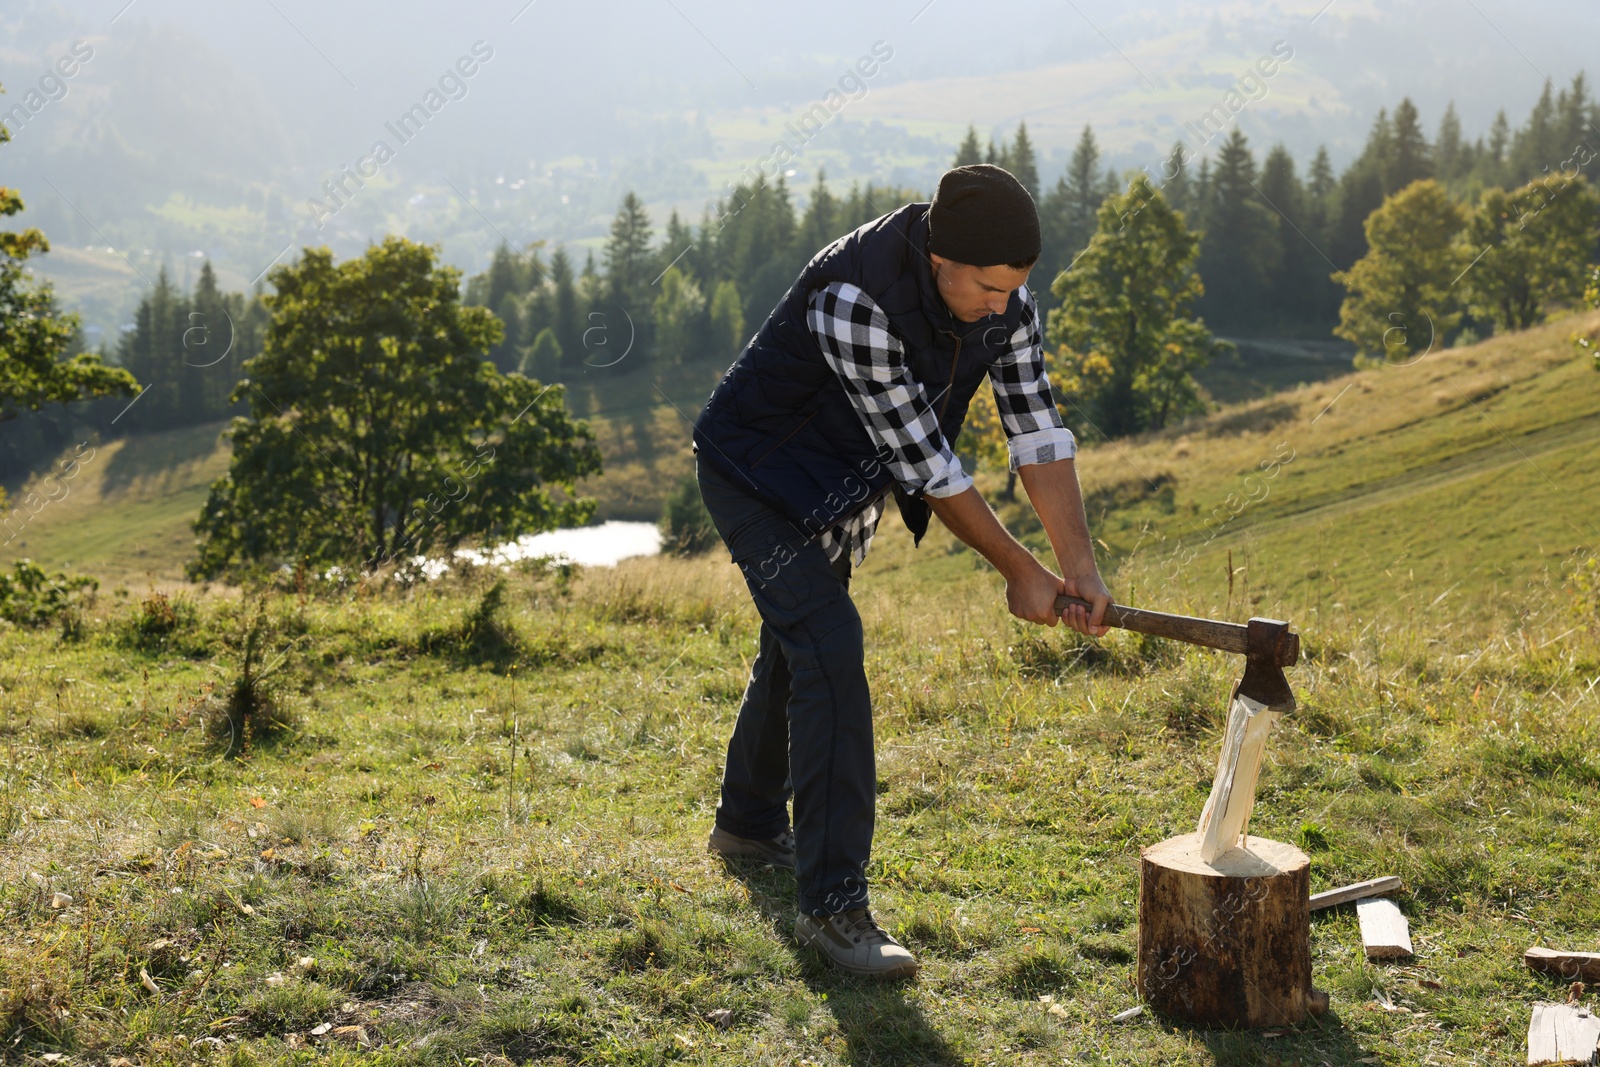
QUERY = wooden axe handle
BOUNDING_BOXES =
[1053,595,1299,666]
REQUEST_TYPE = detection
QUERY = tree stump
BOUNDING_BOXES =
[1137,832,1329,1028]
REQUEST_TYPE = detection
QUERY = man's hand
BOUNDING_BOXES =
[924,482,1113,634]
[1005,559,1069,626]
[1060,570,1112,637]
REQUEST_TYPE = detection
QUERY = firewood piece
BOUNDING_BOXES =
[1527,948,1600,983]
[1309,876,1402,911]
[1356,897,1413,959]
[1196,693,1279,862]
[1138,832,1327,1028]
[1527,1002,1600,1066]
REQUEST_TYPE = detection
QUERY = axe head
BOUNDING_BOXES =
[1195,618,1297,862]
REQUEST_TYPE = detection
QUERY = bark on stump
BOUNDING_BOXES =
[1137,832,1329,1028]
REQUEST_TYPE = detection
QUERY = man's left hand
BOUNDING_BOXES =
[1059,572,1113,637]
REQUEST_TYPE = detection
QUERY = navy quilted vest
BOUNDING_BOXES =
[693,202,1028,545]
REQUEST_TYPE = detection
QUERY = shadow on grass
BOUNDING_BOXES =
[720,858,964,1066]
[1175,1006,1374,1066]
[99,421,228,496]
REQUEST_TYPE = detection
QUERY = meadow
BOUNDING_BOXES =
[1,313,1598,1065]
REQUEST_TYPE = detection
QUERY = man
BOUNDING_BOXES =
[693,164,1112,979]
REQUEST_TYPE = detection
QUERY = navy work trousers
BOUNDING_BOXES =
[695,457,874,917]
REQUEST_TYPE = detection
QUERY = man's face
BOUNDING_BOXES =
[929,254,1033,323]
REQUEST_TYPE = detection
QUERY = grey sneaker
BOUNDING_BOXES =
[707,824,796,868]
[795,908,918,979]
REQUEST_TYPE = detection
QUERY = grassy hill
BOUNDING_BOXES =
[0,422,231,588]
[1,458,1595,1066]
[1045,310,1600,626]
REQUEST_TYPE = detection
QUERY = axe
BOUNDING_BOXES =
[1055,596,1299,861]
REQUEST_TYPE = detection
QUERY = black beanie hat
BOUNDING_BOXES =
[926,163,1040,267]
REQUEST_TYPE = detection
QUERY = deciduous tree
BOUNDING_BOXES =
[1047,174,1225,438]
[1461,175,1600,333]
[191,237,601,579]
[1334,179,1466,363]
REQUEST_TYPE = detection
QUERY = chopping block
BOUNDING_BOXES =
[1056,600,1329,1027]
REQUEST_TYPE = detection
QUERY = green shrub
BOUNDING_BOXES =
[0,560,95,628]
[207,598,296,755]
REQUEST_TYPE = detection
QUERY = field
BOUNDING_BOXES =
[1,315,1598,1065]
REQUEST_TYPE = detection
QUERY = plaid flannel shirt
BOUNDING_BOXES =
[806,281,1077,565]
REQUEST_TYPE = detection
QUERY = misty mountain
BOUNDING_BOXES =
[2,0,1597,339]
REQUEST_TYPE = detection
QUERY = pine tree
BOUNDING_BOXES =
[1556,74,1593,163]
[188,261,233,418]
[953,125,983,167]
[1259,144,1314,329]
[1511,81,1558,184]
[695,208,720,283]
[1009,122,1040,202]
[660,209,695,284]
[1304,147,1343,324]
[1435,103,1465,187]
[1481,110,1511,189]
[1064,126,1105,261]
[1192,157,1212,232]
[1037,176,1073,313]
[799,170,840,254]
[550,247,582,368]
[491,294,521,373]
[1159,142,1192,216]
[1388,98,1432,189]
[483,242,524,313]
[117,268,190,432]
[1331,110,1393,267]
[1196,129,1276,332]
[603,192,653,320]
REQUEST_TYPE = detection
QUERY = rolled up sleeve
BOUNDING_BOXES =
[990,286,1077,470]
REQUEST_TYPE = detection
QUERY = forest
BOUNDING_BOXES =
[5,73,1598,480]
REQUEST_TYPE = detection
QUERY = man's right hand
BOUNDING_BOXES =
[1005,560,1069,626]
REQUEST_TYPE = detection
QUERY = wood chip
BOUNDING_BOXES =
[1357,897,1413,959]
[1527,947,1600,983]
[1527,1002,1600,1065]
[1110,1005,1143,1023]
[1309,876,1402,911]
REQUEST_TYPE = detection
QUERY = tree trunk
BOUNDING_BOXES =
[1137,832,1328,1028]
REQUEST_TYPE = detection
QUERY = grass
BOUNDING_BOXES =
[0,511,1596,1065]
[2,312,1597,1063]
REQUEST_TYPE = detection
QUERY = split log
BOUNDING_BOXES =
[1309,876,1402,911]
[1195,693,1279,862]
[1527,1002,1600,1065]
[1527,948,1600,983]
[1138,832,1329,1028]
[1356,897,1413,959]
